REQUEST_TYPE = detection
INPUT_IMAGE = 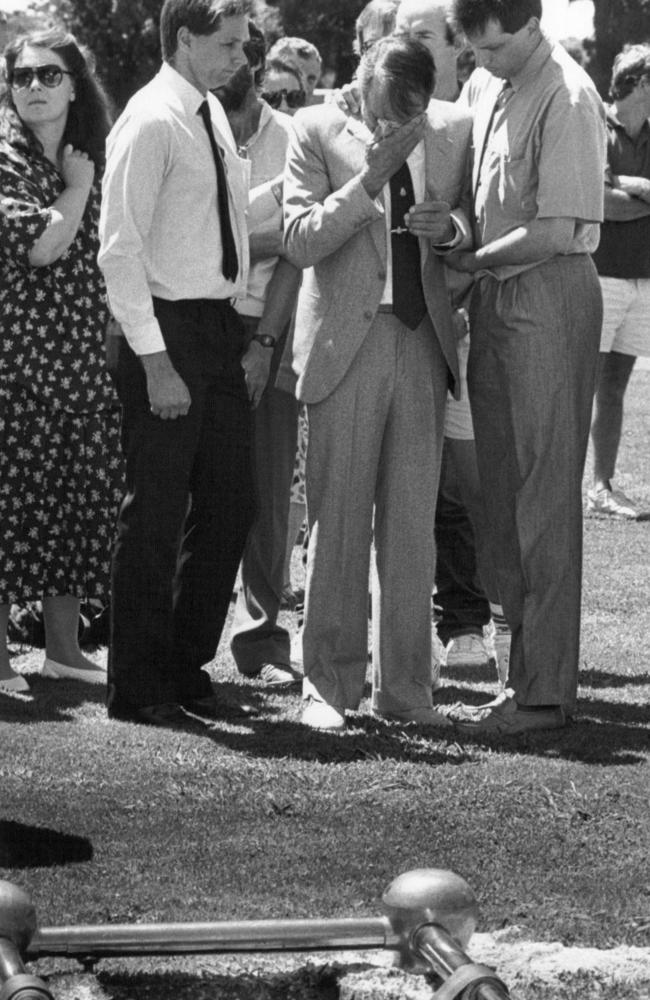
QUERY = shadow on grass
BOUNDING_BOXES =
[0,820,92,867]
[577,667,650,689]
[0,674,106,723]
[98,965,341,1000]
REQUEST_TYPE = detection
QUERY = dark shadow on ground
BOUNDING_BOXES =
[0,820,93,868]
[0,674,106,723]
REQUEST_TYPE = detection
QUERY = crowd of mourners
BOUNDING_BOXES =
[0,0,647,738]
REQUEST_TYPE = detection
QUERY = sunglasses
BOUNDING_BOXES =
[261,88,306,110]
[9,65,74,90]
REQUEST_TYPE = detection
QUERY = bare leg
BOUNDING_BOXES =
[0,605,18,681]
[42,595,102,671]
[591,351,636,490]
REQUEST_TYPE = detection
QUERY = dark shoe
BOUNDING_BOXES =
[453,696,565,735]
[110,702,208,730]
[182,693,259,721]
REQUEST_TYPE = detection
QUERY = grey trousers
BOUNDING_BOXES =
[302,312,447,715]
[467,255,602,713]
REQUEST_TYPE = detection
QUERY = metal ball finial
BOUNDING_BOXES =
[382,869,479,951]
[0,883,37,952]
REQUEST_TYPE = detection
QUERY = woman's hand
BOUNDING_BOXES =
[61,144,94,192]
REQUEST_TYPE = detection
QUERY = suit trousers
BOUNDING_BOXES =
[107,297,255,714]
[302,312,447,715]
[467,255,602,713]
[230,316,300,674]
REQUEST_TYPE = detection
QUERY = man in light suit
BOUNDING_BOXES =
[283,35,472,730]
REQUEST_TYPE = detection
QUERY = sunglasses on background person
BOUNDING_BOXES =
[261,88,306,110]
[8,65,74,90]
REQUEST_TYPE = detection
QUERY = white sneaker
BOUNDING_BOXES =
[587,485,639,520]
[301,696,346,730]
[445,631,495,669]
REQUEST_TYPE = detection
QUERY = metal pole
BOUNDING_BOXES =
[27,917,398,959]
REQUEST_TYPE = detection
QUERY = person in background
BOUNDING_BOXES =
[99,0,258,728]
[0,28,123,694]
[261,57,306,116]
[284,34,472,731]
[448,0,606,734]
[260,45,319,613]
[587,43,650,521]
[354,0,401,57]
[222,21,303,688]
[267,36,322,103]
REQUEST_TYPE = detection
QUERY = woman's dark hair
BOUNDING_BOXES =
[2,27,112,170]
[245,19,266,88]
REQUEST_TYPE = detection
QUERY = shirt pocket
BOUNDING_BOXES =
[497,155,537,222]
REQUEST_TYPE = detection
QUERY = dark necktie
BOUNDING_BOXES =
[198,100,239,282]
[389,161,427,330]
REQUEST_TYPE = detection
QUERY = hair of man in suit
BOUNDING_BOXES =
[160,0,252,61]
[358,35,435,122]
[453,0,542,36]
[354,0,400,56]
[609,43,650,101]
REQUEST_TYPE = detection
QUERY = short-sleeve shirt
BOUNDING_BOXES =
[0,109,117,414]
[464,38,606,281]
[592,106,650,278]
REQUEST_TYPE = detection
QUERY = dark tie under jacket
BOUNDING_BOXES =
[389,160,427,330]
[197,100,239,282]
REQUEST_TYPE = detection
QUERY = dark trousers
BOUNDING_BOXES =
[230,316,299,674]
[434,438,492,645]
[468,255,602,713]
[107,297,255,714]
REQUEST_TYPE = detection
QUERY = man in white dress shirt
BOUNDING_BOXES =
[99,0,259,727]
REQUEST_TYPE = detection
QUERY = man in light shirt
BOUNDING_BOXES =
[448,0,606,734]
[283,35,472,730]
[99,0,259,728]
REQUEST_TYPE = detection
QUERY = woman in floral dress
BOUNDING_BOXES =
[0,28,123,692]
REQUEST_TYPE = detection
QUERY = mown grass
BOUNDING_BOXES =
[1,370,649,999]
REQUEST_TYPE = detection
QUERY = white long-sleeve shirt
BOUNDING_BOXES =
[99,62,250,355]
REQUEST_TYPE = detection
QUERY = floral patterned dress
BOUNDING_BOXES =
[0,109,124,604]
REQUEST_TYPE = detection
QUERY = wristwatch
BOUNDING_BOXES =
[253,333,276,348]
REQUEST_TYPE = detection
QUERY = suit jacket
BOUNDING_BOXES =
[283,100,473,404]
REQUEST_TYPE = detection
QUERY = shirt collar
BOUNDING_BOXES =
[510,34,552,92]
[159,61,206,115]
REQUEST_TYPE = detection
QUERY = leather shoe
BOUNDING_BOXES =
[301,696,346,730]
[182,693,259,721]
[111,702,208,730]
[454,696,565,735]
[376,706,453,729]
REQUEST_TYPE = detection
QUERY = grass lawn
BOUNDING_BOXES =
[1,370,649,1000]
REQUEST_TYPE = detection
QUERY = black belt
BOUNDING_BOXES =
[376,304,394,314]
